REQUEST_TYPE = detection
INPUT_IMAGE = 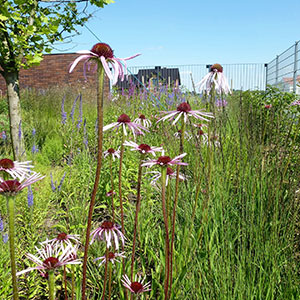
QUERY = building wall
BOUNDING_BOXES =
[0,53,110,96]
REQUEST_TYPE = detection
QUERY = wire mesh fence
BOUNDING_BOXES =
[266,41,300,94]
[123,63,266,92]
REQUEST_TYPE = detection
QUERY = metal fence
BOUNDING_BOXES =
[126,63,266,92]
[266,41,300,94]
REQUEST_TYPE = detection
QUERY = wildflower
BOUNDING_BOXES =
[70,95,79,121]
[46,232,80,248]
[18,121,22,140]
[32,128,36,136]
[215,99,228,108]
[196,63,231,95]
[121,274,151,294]
[50,172,66,192]
[134,114,152,128]
[94,251,125,266]
[90,221,125,250]
[173,130,192,141]
[69,42,140,85]
[3,233,8,243]
[103,114,149,138]
[264,104,272,109]
[76,94,83,129]
[142,153,188,168]
[147,167,186,186]
[32,144,39,154]
[106,190,116,197]
[27,186,34,207]
[0,158,35,180]
[290,100,300,106]
[157,102,214,125]
[123,141,163,156]
[0,173,45,197]
[1,131,7,140]
[0,216,3,231]
[16,243,81,276]
[103,148,120,160]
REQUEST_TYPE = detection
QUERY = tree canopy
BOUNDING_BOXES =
[0,0,114,74]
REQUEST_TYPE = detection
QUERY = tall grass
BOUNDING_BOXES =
[0,85,299,299]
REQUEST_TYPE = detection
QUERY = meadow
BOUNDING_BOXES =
[0,83,300,300]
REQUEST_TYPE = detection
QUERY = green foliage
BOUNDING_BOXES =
[1,86,300,299]
[0,0,113,72]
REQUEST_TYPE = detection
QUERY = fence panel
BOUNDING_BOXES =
[126,63,266,92]
[266,41,300,94]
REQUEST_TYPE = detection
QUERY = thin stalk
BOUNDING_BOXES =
[109,156,115,222]
[168,116,185,297]
[161,167,170,300]
[81,65,105,299]
[7,195,19,300]
[108,262,112,300]
[48,270,55,300]
[130,154,144,281]
[63,265,68,300]
[118,132,126,235]
[101,249,109,300]
[118,132,128,299]
[71,265,75,300]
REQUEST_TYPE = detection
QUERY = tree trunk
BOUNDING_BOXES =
[4,71,26,161]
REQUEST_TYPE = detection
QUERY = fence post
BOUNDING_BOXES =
[275,55,279,85]
[293,41,299,93]
[264,63,268,90]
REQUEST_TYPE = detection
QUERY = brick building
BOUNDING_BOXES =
[0,53,110,97]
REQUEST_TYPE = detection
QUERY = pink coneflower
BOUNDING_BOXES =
[0,158,35,180]
[121,274,151,294]
[290,100,300,106]
[45,232,80,248]
[103,114,149,138]
[69,43,140,85]
[196,63,231,95]
[142,153,188,168]
[134,114,152,128]
[173,129,192,141]
[264,104,272,109]
[94,251,125,266]
[106,190,116,197]
[123,141,163,156]
[16,243,81,276]
[0,173,45,196]
[158,102,214,125]
[103,148,120,160]
[147,167,186,186]
[90,221,125,250]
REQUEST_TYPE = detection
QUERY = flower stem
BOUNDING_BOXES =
[81,65,105,300]
[71,265,75,300]
[130,154,144,281]
[7,195,19,300]
[109,156,115,222]
[48,270,55,300]
[169,115,185,298]
[118,132,126,234]
[63,265,68,299]
[118,132,128,299]
[101,249,109,300]
[161,167,170,300]
[108,262,112,300]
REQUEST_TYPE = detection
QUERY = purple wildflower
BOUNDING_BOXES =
[18,121,22,140]
[0,216,3,231]
[76,94,83,129]
[3,233,8,243]
[57,173,66,192]
[27,186,34,207]
[142,153,188,168]
[70,95,79,121]
[32,144,39,154]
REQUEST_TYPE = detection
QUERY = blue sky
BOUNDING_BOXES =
[55,0,300,67]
